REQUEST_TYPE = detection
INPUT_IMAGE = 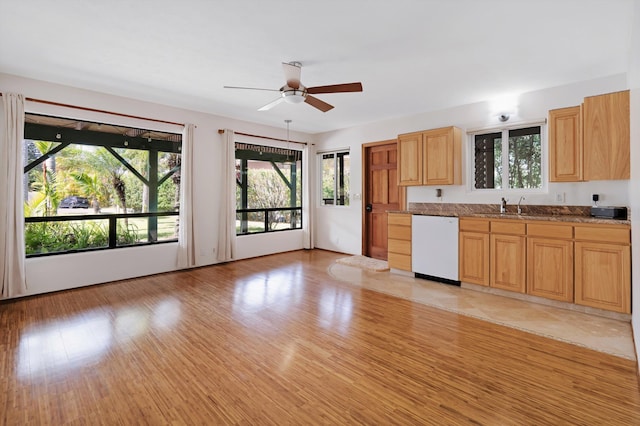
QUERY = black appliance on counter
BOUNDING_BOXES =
[590,206,628,219]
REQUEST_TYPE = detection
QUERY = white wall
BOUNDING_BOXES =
[314,74,630,254]
[0,73,312,297]
[628,0,640,363]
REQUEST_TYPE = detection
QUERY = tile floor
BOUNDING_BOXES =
[328,263,637,361]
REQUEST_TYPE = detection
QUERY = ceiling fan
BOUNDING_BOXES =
[224,61,363,112]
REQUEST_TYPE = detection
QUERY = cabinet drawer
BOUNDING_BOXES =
[388,238,411,255]
[388,253,412,271]
[460,218,490,232]
[388,213,412,226]
[491,220,526,235]
[527,223,573,239]
[574,225,630,244]
[388,225,411,240]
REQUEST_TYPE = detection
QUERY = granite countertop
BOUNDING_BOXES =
[389,203,630,225]
[464,212,630,225]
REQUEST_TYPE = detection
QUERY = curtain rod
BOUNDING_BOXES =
[218,129,307,145]
[0,93,185,127]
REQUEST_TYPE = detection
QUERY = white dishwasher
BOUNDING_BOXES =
[411,215,459,283]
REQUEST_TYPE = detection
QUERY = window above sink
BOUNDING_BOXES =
[469,123,546,192]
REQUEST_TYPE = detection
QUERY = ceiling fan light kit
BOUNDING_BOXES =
[283,90,306,104]
[224,61,363,112]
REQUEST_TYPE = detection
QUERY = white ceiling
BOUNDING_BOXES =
[0,0,634,134]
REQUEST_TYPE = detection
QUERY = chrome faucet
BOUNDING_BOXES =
[500,197,508,214]
[517,196,526,215]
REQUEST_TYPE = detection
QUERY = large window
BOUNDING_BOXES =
[320,150,350,206]
[473,126,542,190]
[23,114,182,256]
[235,142,302,235]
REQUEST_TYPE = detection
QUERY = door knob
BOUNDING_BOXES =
[365,204,373,212]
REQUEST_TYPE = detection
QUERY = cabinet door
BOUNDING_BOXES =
[527,238,573,302]
[575,241,630,313]
[459,231,489,286]
[397,133,423,186]
[549,106,582,182]
[490,234,526,293]
[423,127,461,185]
[583,90,630,180]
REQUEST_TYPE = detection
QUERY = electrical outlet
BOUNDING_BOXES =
[555,192,565,203]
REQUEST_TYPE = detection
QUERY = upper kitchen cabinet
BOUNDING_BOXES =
[549,106,582,182]
[583,90,630,180]
[397,131,423,185]
[398,126,461,186]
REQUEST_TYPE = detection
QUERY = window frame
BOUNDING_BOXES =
[318,149,350,207]
[234,141,303,236]
[22,113,183,257]
[467,121,547,194]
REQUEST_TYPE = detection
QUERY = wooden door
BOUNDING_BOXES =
[527,237,573,302]
[490,234,526,293]
[575,241,630,313]
[364,142,400,260]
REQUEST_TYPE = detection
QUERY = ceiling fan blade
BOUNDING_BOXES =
[304,95,334,112]
[258,97,285,111]
[282,62,302,89]
[224,85,280,92]
[307,82,363,94]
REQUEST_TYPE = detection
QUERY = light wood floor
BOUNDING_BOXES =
[2,249,639,425]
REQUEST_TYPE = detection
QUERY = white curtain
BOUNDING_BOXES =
[302,143,315,249]
[1,93,27,298]
[176,123,195,269]
[216,129,236,262]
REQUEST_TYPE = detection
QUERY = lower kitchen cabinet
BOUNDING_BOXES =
[460,216,633,314]
[490,234,526,293]
[574,232,631,314]
[387,213,412,271]
[458,217,631,314]
[459,231,489,286]
[527,237,574,302]
[459,218,490,286]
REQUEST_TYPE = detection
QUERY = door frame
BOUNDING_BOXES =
[361,139,407,257]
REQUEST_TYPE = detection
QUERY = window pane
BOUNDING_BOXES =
[117,215,179,245]
[322,153,335,204]
[336,152,350,206]
[508,126,541,189]
[236,211,266,234]
[320,151,350,206]
[474,132,502,189]
[24,219,109,255]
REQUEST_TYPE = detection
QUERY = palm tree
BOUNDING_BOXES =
[29,141,60,215]
[72,172,103,212]
[30,169,60,216]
